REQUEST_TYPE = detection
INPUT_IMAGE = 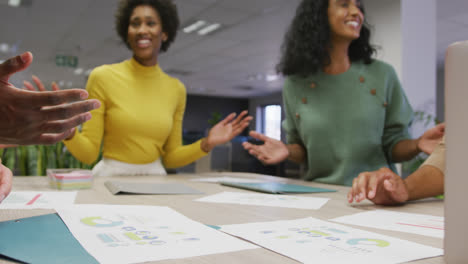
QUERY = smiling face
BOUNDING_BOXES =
[327,0,364,43]
[127,5,168,66]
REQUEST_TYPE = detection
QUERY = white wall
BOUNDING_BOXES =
[401,0,437,135]
[365,0,437,136]
[363,0,402,78]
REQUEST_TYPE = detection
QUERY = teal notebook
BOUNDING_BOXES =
[0,213,98,264]
[220,182,336,194]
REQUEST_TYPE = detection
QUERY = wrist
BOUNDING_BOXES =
[201,138,214,153]
[402,178,413,202]
[415,137,422,153]
[285,145,291,160]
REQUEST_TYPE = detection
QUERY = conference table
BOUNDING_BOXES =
[0,172,444,264]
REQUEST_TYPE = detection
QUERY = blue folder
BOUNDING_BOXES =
[0,213,98,264]
[220,181,336,194]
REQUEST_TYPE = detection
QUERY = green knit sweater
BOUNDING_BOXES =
[282,60,413,186]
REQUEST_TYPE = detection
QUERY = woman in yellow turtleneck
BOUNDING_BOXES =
[29,0,251,176]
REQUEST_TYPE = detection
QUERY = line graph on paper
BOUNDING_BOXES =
[396,218,444,231]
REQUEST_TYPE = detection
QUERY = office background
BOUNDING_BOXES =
[0,0,466,175]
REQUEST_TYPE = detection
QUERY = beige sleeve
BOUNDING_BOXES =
[422,136,445,173]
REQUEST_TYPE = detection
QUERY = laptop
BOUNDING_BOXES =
[445,40,468,263]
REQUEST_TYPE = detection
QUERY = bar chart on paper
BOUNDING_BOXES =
[0,191,77,209]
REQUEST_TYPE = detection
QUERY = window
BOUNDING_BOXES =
[258,104,282,140]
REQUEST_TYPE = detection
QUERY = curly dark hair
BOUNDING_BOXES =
[115,0,179,52]
[276,0,376,77]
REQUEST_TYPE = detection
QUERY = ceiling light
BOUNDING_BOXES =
[0,43,9,53]
[73,68,83,75]
[3,0,32,7]
[8,0,20,7]
[183,20,207,33]
[265,74,279,82]
[197,23,221,36]
[0,60,4,64]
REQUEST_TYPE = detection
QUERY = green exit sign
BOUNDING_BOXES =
[55,55,78,68]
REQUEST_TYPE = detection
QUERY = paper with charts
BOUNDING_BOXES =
[0,191,77,209]
[331,210,444,238]
[196,191,329,210]
[56,205,257,264]
[221,217,443,264]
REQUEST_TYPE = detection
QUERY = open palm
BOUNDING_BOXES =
[418,123,445,155]
[242,131,289,164]
[205,111,252,150]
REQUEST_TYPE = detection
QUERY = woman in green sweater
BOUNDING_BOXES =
[243,0,443,186]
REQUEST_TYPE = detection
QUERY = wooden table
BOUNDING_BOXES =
[0,172,444,264]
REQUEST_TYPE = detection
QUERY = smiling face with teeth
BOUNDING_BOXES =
[328,0,364,43]
[127,5,168,66]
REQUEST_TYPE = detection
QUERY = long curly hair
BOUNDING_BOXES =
[115,0,179,52]
[276,0,375,77]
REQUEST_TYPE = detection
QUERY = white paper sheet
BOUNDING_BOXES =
[221,217,443,264]
[331,210,444,238]
[0,191,77,209]
[56,205,257,264]
[191,176,265,183]
[196,191,329,210]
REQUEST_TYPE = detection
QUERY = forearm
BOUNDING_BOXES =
[63,133,102,165]
[287,144,306,164]
[164,140,207,168]
[405,165,444,201]
[391,139,420,162]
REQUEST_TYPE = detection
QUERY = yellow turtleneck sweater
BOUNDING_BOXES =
[64,58,207,167]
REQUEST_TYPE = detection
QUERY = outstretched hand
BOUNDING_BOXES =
[347,167,409,205]
[0,52,101,145]
[0,162,13,203]
[417,123,445,155]
[242,131,289,165]
[202,110,253,152]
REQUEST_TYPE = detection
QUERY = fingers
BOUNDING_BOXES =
[41,112,92,134]
[0,144,18,148]
[34,129,77,145]
[24,77,60,92]
[0,52,33,82]
[347,188,354,203]
[51,81,60,91]
[367,173,382,199]
[436,122,445,130]
[231,110,247,124]
[355,172,371,202]
[219,113,236,126]
[382,172,399,192]
[242,141,253,150]
[23,80,36,91]
[249,131,270,142]
[41,99,100,122]
[32,75,47,91]
[232,116,253,135]
[349,171,375,203]
[383,178,395,192]
[242,143,262,159]
[16,88,90,108]
[349,176,361,203]
[0,164,13,203]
